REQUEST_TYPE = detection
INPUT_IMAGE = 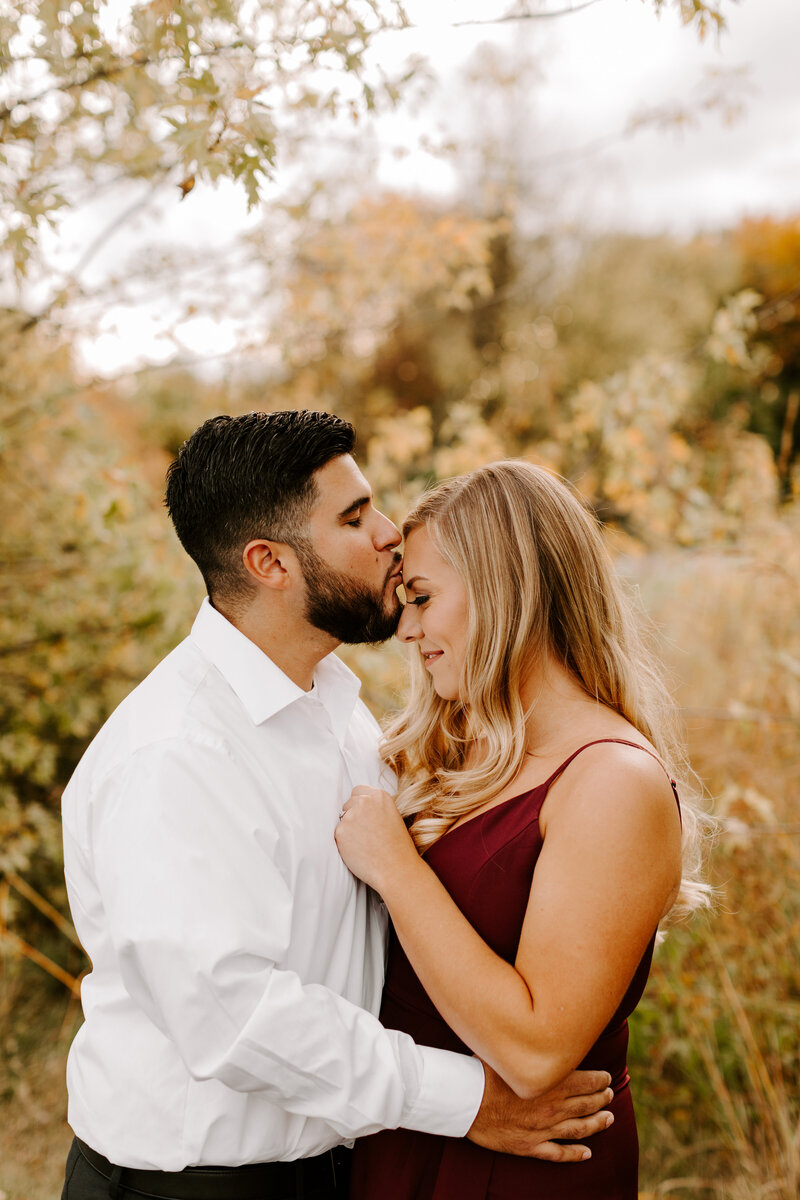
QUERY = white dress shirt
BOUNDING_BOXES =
[62,598,484,1170]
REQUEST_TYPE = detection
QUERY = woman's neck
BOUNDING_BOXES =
[462,654,608,772]
[519,653,606,756]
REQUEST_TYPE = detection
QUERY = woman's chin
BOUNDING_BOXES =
[430,679,459,702]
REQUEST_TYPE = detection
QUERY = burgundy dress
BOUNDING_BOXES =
[350,739,680,1200]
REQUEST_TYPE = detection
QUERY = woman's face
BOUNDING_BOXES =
[397,525,470,701]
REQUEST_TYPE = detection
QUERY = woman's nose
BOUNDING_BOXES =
[396,604,421,643]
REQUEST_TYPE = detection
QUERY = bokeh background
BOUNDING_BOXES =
[1,2,798,1197]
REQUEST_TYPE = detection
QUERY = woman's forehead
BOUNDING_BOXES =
[402,526,457,583]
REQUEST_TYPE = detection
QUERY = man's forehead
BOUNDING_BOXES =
[311,454,371,508]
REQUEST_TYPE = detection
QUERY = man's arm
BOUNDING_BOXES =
[87,738,482,1139]
[85,739,612,1153]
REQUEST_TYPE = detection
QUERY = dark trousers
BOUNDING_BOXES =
[62,1137,352,1200]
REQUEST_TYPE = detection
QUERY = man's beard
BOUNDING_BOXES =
[297,543,402,645]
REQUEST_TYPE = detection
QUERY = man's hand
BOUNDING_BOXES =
[467,1065,615,1161]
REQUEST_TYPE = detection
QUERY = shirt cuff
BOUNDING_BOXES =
[403,1048,485,1138]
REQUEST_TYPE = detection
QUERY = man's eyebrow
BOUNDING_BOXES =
[337,495,371,521]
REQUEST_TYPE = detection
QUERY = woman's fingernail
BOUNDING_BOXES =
[605,1114,615,1127]
[581,1150,591,1161]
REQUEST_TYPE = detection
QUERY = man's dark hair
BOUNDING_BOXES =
[165,410,355,603]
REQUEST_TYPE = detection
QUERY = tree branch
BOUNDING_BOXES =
[452,1,605,27]
[16,168,176,337]
[68,169,175,286]
[0,57,141,124]
[5,872,81,947]
[0,928,81,993]
[776,390,799,487]
[0,0,610,125]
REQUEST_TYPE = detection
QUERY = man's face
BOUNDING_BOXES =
[297,455,403,645]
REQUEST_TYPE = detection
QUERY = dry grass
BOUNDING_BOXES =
[0,964,78,1200]
[627,506,800,1199]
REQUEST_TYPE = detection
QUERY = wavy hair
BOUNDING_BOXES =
[384,460,711,922]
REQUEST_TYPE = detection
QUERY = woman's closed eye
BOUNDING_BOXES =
[407,594,430,607]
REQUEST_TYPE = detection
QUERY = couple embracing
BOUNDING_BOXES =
[61,410,705,1200]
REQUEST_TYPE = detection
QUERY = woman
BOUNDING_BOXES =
[335,461,709,1200]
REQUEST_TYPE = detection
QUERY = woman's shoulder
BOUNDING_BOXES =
[538,727,678,836]
[561,726,665,769]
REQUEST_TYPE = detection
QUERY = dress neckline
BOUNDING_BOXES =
[435,783,543,846]
[431,737,677,845]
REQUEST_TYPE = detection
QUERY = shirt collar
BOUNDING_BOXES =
[189,598,362,738]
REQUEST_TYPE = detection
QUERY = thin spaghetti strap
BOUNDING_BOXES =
[541,737,680,805]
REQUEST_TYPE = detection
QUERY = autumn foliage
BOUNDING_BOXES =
[1,2,797,1197]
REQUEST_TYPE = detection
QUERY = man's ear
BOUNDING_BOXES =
[242,539,296,591]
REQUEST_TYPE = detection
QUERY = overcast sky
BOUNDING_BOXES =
[380,0,800,231]
[54,0,799,374]
[545,0,800,231]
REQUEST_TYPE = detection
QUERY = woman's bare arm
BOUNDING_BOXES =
[335,741,682,1099]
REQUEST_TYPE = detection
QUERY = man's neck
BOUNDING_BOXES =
[211,597,338,692]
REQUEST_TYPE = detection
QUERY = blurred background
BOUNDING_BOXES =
[1,1,798,1197]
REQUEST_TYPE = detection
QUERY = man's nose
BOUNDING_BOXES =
[374,510,402,552]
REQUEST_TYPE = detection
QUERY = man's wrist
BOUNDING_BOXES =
[402,1047,485,1138]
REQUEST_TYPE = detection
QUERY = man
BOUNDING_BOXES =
[61,411,613,1200]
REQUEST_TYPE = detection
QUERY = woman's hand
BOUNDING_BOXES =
[334,786,419,893]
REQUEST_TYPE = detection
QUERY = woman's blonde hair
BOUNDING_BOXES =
[384,460,711,922]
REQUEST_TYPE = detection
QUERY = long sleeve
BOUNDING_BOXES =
[89,738,484,1143]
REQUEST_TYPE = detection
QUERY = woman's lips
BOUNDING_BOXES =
[423,651,443,668]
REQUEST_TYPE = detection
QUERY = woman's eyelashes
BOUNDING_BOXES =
[407,594,430,608]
